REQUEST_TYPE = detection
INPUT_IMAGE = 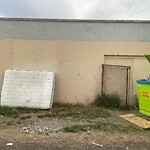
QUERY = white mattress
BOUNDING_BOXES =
[1,70,55,109]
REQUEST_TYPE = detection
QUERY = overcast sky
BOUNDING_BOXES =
[0,0,149,20]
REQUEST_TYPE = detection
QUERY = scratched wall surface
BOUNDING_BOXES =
[1,70,55,109]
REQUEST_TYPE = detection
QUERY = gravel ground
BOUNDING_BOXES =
[0,109,149,150]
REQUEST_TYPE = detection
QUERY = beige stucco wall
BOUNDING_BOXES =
[0,40,13,90]
[13,40,57,72]
[0,40,150,105]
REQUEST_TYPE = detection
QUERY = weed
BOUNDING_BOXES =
[0,104,111,119]
[89,122,139,132]
[93,93,121,108]
[0,107,18,116]
[15,107,42,114]
[63,122,140,133]
[0,106,43,117]
[37,104,111,119]
[37,113,50,118]
[63,125,87,133]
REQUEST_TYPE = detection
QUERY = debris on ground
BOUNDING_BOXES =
[92,141,103,147]
[119,114,150,129]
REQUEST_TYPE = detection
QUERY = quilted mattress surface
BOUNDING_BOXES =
[1,70,55,109]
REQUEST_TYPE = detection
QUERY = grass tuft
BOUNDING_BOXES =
[0,104,111,119]
[37,104,111,119]
[63,122,140,133]
[64,125,87,133]
[0,106,43,117]
[93,93,121,108]
[89,122,139,132]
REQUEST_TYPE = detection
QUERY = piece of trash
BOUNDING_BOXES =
[1,70,55,109]
[92,141,103,147]
[119,114,150,129]
[7,143,13,146]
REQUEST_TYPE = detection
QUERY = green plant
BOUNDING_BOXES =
[0,106,43,117]
[37,104,111,119]
[63,122,140,133]
[63,125,87,133]
[0,104,111,119]
[89,122,139,132]
[93,93,121,108]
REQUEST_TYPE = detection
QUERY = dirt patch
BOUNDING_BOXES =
[0,130,149,150]
[0,108,149,150]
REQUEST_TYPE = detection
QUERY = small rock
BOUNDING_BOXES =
[45,132,49,136]
[38,129,43,134]
[23,127,27,130]
[87,130,91,133]
[25,130,30,133]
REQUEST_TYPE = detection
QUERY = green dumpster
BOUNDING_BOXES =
[136,80,150,117]
[136,54,150,117]
[145,54,150,63]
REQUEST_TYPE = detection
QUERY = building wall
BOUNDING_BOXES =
[0,40,13,90]
[0,19,150,42]
[0,19,150,105]
[0,40,149,105]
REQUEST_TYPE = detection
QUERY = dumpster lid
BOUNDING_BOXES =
[145,54,150,63]
[136,79,150,84]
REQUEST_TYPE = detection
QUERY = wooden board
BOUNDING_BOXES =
[119,114,150,129]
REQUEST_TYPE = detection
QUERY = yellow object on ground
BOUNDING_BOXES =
[119,114,150,129]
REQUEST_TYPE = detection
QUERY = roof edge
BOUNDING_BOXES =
[0,17,150,23]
